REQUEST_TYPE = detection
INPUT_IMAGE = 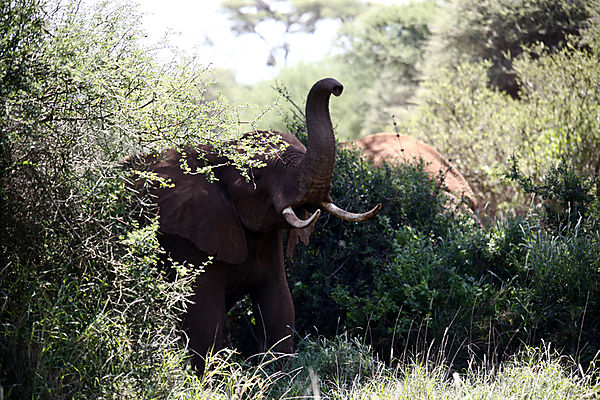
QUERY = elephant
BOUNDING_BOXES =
[346,132,477,211]
[142,78,381,371]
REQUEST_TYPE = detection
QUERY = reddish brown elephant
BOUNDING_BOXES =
[347,132,477,211]
[143,79,380,371]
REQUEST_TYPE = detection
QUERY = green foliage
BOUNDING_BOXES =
[0,0,44,104]
[287,143,483,359]
[0,0,266,397]
[282,95,600,369]
[403,21,600,214]
[274,335,389,397]
[423,0,593,96]
[339,1,435,81]
[404,60,524,215]
[337,0,438,134]
[513,40,600,172]
[506,157,598,229]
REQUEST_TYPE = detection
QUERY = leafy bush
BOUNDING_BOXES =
[423,0,593,97]
[282,95,600,368]
[286,131,485,361]
[0,1,263,397]
[336,0,438,134]
[403,20,600,215]
[506,156,599,229]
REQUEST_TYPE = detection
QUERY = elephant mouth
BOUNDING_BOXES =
[281,202,382,229]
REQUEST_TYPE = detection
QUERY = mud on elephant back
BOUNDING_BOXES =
[346,132,478,214]
[134,78,381,373]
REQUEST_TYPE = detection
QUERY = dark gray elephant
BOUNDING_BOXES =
[144,78,380,371]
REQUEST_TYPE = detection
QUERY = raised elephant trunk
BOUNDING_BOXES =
[280,78,380,228]
[298,78,343,203]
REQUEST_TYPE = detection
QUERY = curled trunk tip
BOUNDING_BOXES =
[299,78,344,203]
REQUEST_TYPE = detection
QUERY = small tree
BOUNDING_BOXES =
[423,0,592,97]
[337,0,438,134]
[222,0,365,66]
[1,0,270,397]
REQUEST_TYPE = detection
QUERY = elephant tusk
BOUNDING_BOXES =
[282,207,321,229]
[321,202,381,222]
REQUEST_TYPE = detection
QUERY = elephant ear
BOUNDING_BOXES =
[151,162,248,265]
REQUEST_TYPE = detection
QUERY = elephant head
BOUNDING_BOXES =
[142,78,380,370]
[347,132,477,211]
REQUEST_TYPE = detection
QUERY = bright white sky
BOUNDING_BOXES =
[136,0,397,85]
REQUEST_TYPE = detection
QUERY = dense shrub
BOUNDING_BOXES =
[404,5,600,215]
[0,1,265,397]
[287,145,485,363]
[423,0,593,97]
[285,108,600,368]
[505,156,599,229]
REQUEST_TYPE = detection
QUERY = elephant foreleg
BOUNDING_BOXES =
[184,270,227,373]
[250,268,295,355]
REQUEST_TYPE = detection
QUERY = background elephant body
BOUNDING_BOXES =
[348,133,477,211]
[142,79,379,372]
